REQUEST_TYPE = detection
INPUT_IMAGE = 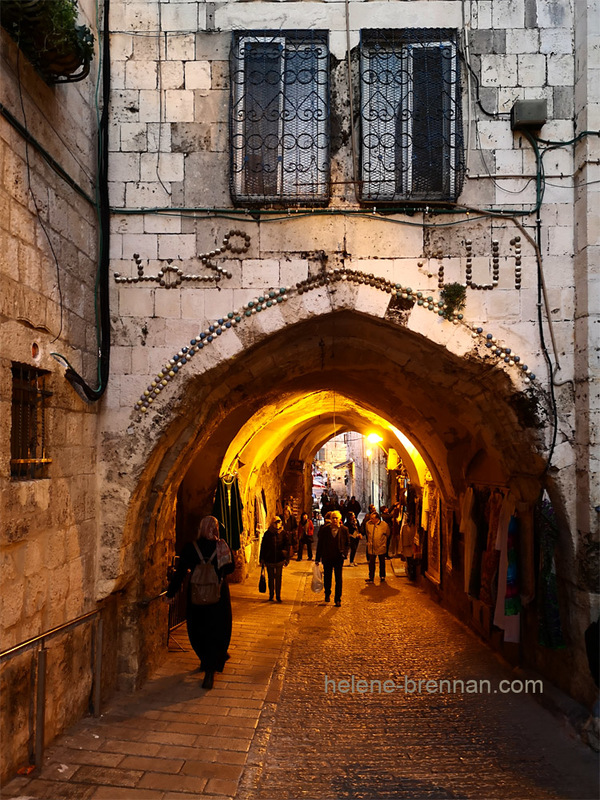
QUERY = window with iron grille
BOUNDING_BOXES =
[360,29,465,203]
[10,363,52,480]
[230,30,330,205]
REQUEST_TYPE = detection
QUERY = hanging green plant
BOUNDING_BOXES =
[440,282,467,317]
[1,0,94,83]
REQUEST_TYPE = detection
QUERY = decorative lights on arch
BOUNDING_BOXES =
[132,265,537,419]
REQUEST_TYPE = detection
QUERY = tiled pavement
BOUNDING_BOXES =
[3,549,599,800]
[2,565,307,800]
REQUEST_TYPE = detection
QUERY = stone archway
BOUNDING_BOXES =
[99,299,557,689]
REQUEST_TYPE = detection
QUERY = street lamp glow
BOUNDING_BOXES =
[366,433,383,444]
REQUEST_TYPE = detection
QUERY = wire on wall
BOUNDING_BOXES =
[15,48,65,343]
[52,0,111,401]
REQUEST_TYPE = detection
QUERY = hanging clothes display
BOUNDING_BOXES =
[517,501,536,606]
[444,506,454,573]
[460,487,476,593]
[421,472,432,530]
[467,487,491,598]
[425,490,441,584]
[493,493,520,643]
[535,496,565,649]
[212,475,243,551]
[504,514,521,616]
[255,493,267,539]
[479,490,504,606]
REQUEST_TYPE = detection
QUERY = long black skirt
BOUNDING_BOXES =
[186,581,232,672]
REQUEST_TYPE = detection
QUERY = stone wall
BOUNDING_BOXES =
[0,0,111,782]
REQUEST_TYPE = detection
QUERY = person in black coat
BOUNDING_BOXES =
[166,515,235,689]
[259,516,290,602]
[315,510,349,607]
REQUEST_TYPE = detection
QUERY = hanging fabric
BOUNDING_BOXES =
[535,496,565,649]
[468,487,490,598]
[460,486,476,593]
[213,475,243,551]
[255,494,267,539]
[517,501,535,606]
[479,490,504,606]
[493,493,520,643]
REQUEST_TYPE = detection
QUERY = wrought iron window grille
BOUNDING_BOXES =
[230,30,330,206]
[10,363,52,480]
[359,29,465,204]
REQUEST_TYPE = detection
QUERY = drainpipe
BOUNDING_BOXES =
[52,0,111,401]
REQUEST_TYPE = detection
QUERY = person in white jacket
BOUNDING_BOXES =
[364,510,390,584]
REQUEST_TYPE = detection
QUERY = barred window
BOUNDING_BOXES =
[10,363,52,480]
[360,29,465,203]
[230,30,330,205]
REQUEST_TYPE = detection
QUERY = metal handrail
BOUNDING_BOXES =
[0,606,102,661]
[0,605,105,770]
[138,590,167,607]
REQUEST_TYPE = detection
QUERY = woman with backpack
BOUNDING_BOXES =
[166,515,235,689]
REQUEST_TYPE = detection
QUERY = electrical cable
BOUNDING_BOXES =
[531,130,599,147]
[0,102,95,206]
[15,48,64,342]
[155,2,171,197]
[457,47,510,119]
[533,206,558,474]
[1,57,96,186]
[52,0,111,401]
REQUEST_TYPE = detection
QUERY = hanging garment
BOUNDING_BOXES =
[479,490,504,606]
[535,498,565,649]
[505,514,521,616]
[460,487,477,593]
[421,480,431,529]
[468,488,490,598]
[493,493,520,643]
[212,476,243,550]
[255,493,267,538]
[444,507,454,572]
[517,501,535,606]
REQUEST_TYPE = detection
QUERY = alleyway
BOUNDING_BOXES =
[4,552,599,800]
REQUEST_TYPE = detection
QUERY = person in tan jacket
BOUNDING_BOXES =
[364,510,389,584]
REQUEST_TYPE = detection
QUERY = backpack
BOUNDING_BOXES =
[190,542,221,606]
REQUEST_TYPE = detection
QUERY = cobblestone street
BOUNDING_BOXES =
[240,552,599,800]
[4,550,598,800]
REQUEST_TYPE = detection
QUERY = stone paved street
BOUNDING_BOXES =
[3,549,599,800]
[240,551,599,800]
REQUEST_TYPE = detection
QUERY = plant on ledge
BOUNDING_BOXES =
[1,0,94,83]
[440,282,467,318]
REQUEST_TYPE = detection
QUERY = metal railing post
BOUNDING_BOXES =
[34,644,47,768]
[93,618,103,717]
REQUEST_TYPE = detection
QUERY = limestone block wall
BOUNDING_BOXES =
[104,0,582,494]
[0,0,107,782]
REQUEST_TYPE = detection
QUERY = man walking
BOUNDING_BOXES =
[364,510,389,584]
[315,510,349,607]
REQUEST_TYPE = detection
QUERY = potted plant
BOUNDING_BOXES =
[1,0,94,83]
